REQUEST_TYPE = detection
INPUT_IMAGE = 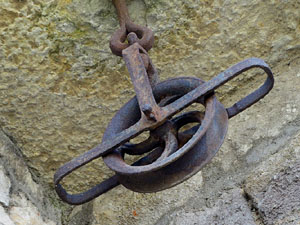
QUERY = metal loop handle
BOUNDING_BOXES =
[55,176,119,205]
[54,119,177,205]
[223,58,274,118]
[162,58,274,119]
[54,147,159,205]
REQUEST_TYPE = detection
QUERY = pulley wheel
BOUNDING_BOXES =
[102,77,228,192]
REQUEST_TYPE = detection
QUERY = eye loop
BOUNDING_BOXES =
[110,21,154,56]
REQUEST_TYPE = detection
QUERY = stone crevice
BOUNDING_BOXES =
[242,187,266,225]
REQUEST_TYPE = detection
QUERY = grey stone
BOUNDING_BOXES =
[156,189,256,225]
[0,165,11,207]
[259,162,300,225]
[246,161,300,225]
[244,131,300,225]
[9,193,56,225]
[0,205,15,225]
[0,130,62,225]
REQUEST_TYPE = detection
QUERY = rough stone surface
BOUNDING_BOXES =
[0,130,61,225]
[156,188,256,225]
[91,172,203,225]
[257,162,300,225]
[9,193,56,225]
[0,0,299,224]
[0,165,11,207]
[244,133,300,225]
[0,205,15,225]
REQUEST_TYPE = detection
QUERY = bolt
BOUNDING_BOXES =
[141,104,156,121]
[127,32,138,45]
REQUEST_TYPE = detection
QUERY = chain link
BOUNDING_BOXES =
[110,0,154,56]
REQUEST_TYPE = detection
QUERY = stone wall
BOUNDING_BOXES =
[0,0,299,224]
[0,130,61,225]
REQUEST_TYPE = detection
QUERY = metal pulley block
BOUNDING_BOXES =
[102,76,228,193]
[54,0,274,205]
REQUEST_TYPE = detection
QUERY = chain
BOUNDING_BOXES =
[110,0,154,56]
[110,0,158,86]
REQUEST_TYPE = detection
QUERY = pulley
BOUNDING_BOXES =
[54,0,274,205]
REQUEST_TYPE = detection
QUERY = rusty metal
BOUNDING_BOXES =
[110,0,154,56]
[54,0,274,205]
